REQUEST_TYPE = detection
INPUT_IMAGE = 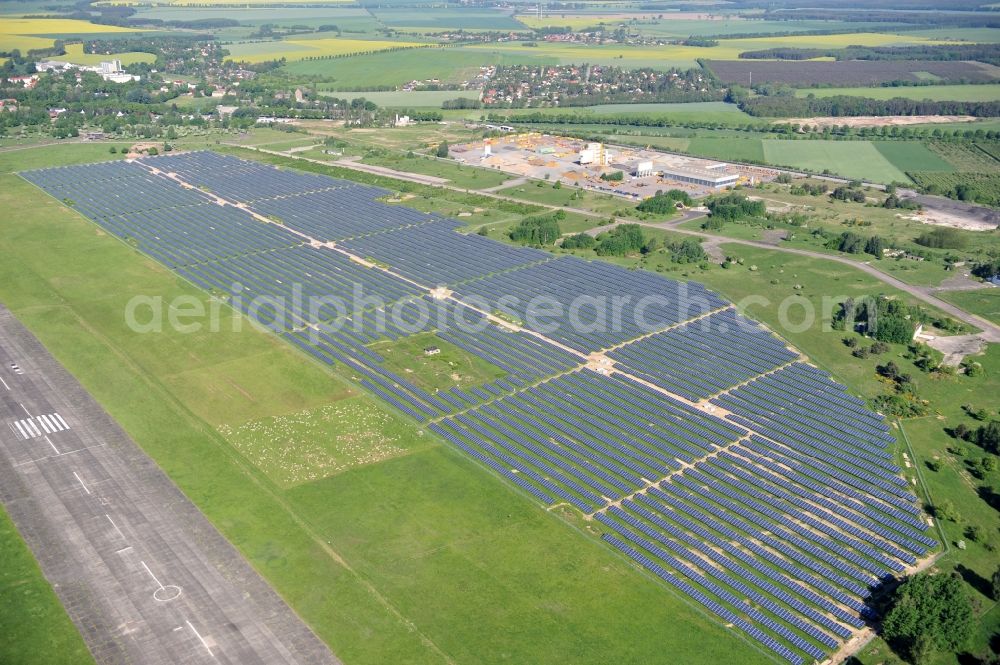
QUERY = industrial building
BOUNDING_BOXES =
[658,164,739,189]
[634,161,655,178]
[450,133,776,199]
[579,142,613,166]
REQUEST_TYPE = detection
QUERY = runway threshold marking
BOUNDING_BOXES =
[10,414,70,440]
[186,620,215,658]
[73,471,91,495]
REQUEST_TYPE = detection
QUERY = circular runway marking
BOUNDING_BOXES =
[154,585,182,602]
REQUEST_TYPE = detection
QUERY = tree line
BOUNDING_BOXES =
[739,95,1000,119]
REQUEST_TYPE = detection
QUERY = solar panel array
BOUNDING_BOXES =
[608,308,801,401]
[341,219,552,285]
[454,257,728,353]
[21,152,935,664]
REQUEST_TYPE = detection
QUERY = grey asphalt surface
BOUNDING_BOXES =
[0,304,339,665]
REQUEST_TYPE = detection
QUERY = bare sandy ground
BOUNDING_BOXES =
[781,115,979,128]
[899,209,997,231]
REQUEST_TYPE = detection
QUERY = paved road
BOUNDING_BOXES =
[235,145,1000,341]
[0,305,339,665]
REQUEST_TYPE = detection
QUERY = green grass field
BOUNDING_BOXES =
[326,90,481,107]
[0,142,779,665]
[373,7,523,30]
[371,332,507,392]
[687,136,765,162]
[494,181,626,215]
[938,288,1000,326]
[225,37,429,64]
[287,48,548,89]
[795,84,1000,102]
[577,101,752,120]
[873,141,955,174]
[762,139,909,183]
[60,43,155,66]
[494,103,766,128]
[361,152,511,189]
[136,6,380,30]
[0,504,95,665]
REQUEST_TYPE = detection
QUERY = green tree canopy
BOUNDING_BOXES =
[882,573,974,664]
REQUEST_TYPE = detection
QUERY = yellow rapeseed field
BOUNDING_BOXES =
[0,19,142,54]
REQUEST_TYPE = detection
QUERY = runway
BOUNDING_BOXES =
[0,304,339,665]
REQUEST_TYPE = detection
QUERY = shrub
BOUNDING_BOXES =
[508,211,564,245]
[916,227,966,250]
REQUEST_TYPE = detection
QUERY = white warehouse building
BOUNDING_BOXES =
[659,164,739,189]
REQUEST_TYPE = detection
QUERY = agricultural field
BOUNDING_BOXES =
[687,136,766,162]
[514,13,878,38]
[490,104,764,127]
[225,38,430,64]
[873,142,955,174]
[928,142,1000,172]
[908,172,1000,206]
[573,101,755,122]
[98,0,353,5]
[907,142,1000,205]
[708,59,999,87]
[135,6,380,31]
[287,48,547,88]
[326,90,481,108]
[762,139,910,182]
[460,31,957,71]
[373,7,523,31]
[59,42,155,66]
[0,505,96,665]
[794,84,1000,102]
[902,26,1000,42]
[0,18,143,53]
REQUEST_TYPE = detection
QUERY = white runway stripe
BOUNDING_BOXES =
[10,414,67,439]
